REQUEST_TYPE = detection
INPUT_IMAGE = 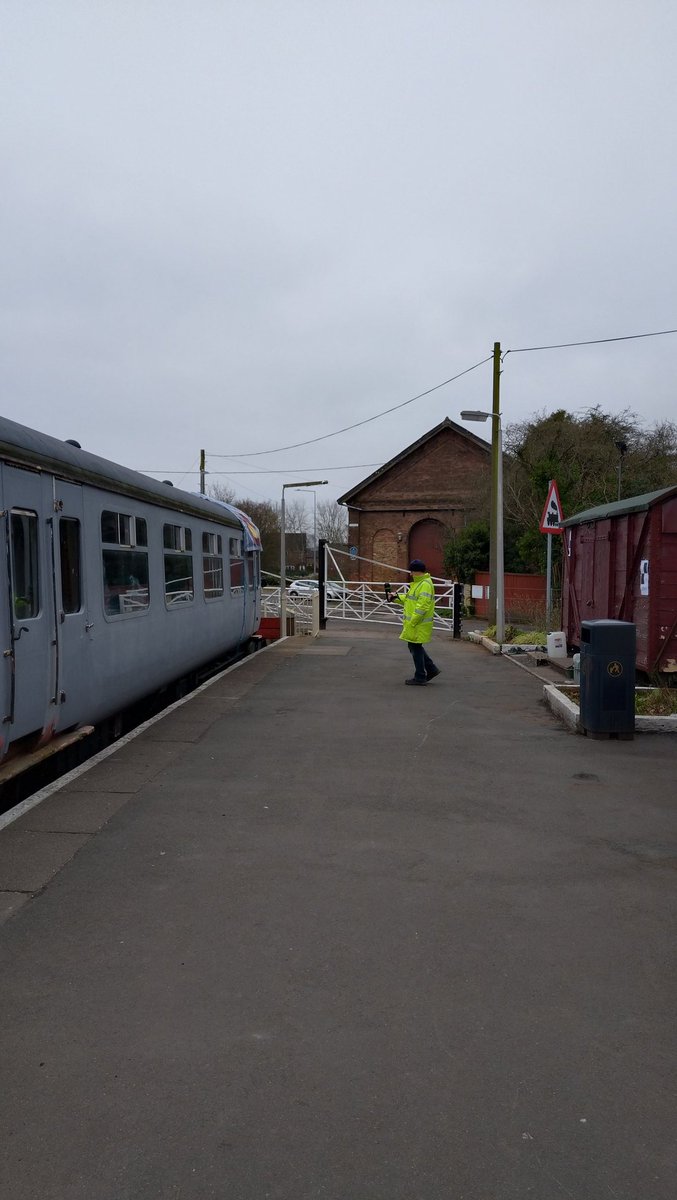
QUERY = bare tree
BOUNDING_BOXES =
[207,481,237,505]
[207,486,282,574]
[236,499,280,540]
[316,499,348,545]
[283,496,310,535]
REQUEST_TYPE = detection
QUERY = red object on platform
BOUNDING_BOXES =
[257,617,280,640]
[473,572,546,620]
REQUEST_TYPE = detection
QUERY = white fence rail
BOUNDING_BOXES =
[321,546,459,632]
[261,586,317,635]
[259,552,460,637]
[320,580,456,630]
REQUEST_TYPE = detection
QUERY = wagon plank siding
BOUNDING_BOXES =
[563,486,677,674]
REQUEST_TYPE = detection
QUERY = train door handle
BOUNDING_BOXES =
[12,626,29,642]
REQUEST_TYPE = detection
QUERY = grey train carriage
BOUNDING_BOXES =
[0,415,261,765]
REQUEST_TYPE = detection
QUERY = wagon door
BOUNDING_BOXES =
[51,479,91,729]
[2,465,53,741]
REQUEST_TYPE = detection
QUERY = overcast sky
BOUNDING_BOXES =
[3,1,675,511]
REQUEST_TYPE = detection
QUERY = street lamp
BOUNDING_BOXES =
[280,480,328,635]
[293,488,318,575]
[460,409,505,644]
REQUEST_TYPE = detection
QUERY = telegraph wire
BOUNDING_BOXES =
[210,354,494,458]
[139,325,676,477]
[505,326,677,355]
[172,456,199,490]
[138,462,383,475]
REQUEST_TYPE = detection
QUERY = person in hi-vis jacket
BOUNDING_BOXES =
[393,560,441,686]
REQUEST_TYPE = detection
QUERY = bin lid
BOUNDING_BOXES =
[580,619,635,627]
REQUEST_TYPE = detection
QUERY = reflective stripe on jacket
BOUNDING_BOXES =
[395,573,436,644]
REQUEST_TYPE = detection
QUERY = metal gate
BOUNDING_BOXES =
[320,544,460,635]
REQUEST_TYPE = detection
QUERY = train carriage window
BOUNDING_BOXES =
[10,510,39,619]
[101,509,150,616]
[101,510,145,548]
[59,518,82,613]
[102,550,150,615]
[202,532,224,599]
[164,524,194,606]
[246,553,255,589]
[229,536,244,591]
[101,510,119,544]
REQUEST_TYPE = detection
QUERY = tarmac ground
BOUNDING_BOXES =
[1,625,676,1200]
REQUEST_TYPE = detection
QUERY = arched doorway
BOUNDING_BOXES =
[408,519,445,578]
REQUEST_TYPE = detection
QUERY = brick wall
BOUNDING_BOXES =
[344,425,490,581]
[473,572,547,620]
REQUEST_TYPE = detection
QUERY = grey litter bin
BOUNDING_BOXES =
[579,620,636,738]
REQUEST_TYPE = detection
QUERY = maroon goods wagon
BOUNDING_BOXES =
[562,486,677,674]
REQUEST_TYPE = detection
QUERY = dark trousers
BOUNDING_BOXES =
[408,642,437,681]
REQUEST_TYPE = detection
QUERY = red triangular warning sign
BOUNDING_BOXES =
[539,480,565,534]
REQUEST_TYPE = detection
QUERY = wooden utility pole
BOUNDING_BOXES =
[199,449,206,495]
[488,342,501,626]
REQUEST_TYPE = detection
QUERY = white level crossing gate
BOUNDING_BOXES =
[320,544,461,635]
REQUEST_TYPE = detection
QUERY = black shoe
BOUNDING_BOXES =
[405,677,428,686]
[426,667,441,681]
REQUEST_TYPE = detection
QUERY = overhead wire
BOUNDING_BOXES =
[138,462,383,475]
[139,325,677,482]
[171,456,199,490]
[210,353,494,458]
[505,326,677,355]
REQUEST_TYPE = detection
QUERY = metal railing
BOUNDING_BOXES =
[321,546,460,633]
[260,557,461,638]
[261,585,317,635]
[320,579,457,630]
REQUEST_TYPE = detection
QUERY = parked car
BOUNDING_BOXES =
[288,579,319,596]
[287,579,348,600]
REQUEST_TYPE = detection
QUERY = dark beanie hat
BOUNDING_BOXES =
[409,559,426,572]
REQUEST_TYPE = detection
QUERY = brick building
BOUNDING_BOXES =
[337,417,491,580]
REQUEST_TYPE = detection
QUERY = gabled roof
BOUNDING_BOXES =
[563,485,677,527]
[337,417,491,505]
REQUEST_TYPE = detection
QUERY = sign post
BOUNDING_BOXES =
[539,480,565,630]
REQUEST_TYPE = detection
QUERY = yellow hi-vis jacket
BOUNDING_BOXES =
[395,573,436,644]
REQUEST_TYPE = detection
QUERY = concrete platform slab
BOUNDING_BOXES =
[64,740,187,793]
[0,890,30,925]
[289,645,352,654]
[0,628,676,1200]
[0,829,90,892]
[10,790,135,835]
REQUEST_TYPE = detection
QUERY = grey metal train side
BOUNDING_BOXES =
[0,415,261,762]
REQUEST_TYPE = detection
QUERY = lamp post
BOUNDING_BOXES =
[460,409,505,645]
[293,488,317,575]
[280,480,327,636]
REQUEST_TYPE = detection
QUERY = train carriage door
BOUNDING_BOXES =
[52,479,91,729]
[2,465,53,741]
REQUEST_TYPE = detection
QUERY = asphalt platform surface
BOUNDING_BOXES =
[1,627,676,1200]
